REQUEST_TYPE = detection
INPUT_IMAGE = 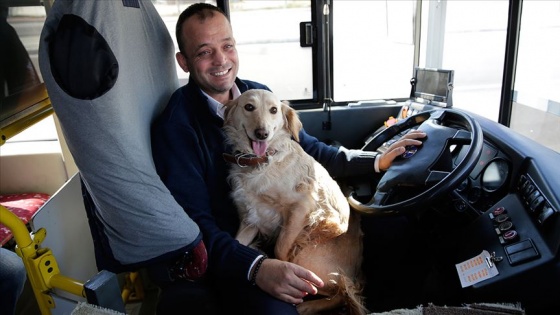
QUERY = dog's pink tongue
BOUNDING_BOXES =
[252,140,268,157]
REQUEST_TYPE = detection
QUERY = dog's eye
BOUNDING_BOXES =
[244,104,255,111]
[270,107,277,114]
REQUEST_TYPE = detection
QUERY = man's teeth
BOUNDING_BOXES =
[213,70,228,76]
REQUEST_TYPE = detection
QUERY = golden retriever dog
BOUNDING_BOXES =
[223,89,367,315]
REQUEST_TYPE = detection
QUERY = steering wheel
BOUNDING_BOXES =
[349,109,483,216]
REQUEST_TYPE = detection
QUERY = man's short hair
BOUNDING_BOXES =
[176,3,228,55]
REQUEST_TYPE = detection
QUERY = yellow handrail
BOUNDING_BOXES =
[1,205,85,314]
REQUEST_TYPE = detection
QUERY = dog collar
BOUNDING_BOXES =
[222,150,276,167]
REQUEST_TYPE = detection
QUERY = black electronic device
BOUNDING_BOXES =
[412,67,454,107]
[362,67,455,152]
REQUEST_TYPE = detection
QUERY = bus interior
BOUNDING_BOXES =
[1,0,559,314]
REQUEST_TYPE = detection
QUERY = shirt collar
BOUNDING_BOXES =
[202,84,241,119]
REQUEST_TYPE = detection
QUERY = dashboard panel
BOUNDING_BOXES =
[452,141,512,217]
[299,98,560,312]
[367,103,560,311]
[445,110,560,311]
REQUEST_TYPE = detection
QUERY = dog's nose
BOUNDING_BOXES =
[255,128,268,140]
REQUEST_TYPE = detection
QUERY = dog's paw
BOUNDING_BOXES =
[296,302,314,315]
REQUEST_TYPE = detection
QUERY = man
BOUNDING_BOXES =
[0,248,27,315]
[151,3,425,314]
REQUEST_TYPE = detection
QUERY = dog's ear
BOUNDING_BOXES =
[282,100,302,142]
[223,98,238,124]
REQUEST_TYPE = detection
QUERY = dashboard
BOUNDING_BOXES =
[365,102,560,312]
[299,98,559,312]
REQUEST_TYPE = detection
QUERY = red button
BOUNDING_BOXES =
[493,206,506,216]
[503,230,518,240]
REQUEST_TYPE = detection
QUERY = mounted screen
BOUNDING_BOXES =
[413,68,454,107]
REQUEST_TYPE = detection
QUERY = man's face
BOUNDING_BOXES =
[177,13,239,103]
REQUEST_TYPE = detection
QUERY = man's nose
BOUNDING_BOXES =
[213,49,227,65]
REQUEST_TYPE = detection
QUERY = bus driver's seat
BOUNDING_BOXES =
[38,0,205,309]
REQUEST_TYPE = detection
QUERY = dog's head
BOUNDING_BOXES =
[224,89,302,157]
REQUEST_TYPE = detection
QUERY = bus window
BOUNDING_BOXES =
[3,0,558,155]
[2,4,55,143]
[229,1,313,101]
[422,0,509,122]
[333,0,416,102]
[512,0,560,152]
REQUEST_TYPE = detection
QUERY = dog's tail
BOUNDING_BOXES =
[337,272,369,315]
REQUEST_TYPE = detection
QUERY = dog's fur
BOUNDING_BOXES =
[223,89,367,315]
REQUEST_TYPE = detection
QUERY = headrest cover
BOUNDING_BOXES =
[39,0,200,265]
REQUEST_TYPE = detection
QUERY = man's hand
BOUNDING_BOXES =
[255,258,324,304]
[378,130,426,171]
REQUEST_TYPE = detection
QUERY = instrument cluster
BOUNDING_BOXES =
[452,141,511,215]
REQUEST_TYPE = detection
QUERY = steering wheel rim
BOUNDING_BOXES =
[349,109,483,216]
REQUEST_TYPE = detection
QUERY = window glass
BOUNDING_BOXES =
[229,1,312,101]
[2,4,53,142]
[333,0,416,102]
[511,0,560,153]
[433,0,509,121]
[159,0,217,86]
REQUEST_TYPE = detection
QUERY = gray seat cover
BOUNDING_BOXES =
[38,0,200,265]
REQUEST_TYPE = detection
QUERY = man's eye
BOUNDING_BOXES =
[270,107,277,114]
[244,104,255,111]
[197,51,211,58]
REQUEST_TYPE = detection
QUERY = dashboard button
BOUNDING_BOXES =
[505,239,533,254]
[530,196,545,213]
[494,213,509,224]
[538,205,557,225]
[503,230,518,241]
[493,206,506,216]
[528,190,541,205]
[499,221,513,232]
[505,239,540,266]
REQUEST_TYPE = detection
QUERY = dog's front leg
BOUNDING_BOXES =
[275,198,312,261]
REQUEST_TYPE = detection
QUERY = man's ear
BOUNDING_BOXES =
[282,101,302,142]
[176,52,189,73]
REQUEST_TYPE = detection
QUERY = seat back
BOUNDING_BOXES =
[28,173,97,313]
[38,0,200,272]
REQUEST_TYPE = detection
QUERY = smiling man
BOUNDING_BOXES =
[150,3,425,314]
[174,4,239,105]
